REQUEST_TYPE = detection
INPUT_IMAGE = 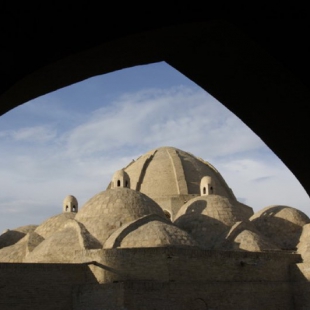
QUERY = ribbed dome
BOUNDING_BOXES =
[118,146,237,201]
[173,195,245,249]
[250,205,310,250]
[75,187,166,244]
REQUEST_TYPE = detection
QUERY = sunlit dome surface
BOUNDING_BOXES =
[75,187,166,244]
[174,195,246,249]
[250,205,310,250]
[120,146,236,200]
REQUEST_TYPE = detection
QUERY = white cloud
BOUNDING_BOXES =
[0,79,309,233]
[63,86,265,160]
[215,156,310,214]
[0,126,56,143]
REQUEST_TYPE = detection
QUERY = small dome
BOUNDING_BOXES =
[0,232,44,262]
[234,230,280,252]
[250,205,310,250]
[104,214,198,249]
[174,195,246,249]
[222,221,280,252]
[75,188,166,244]
[0,225,38,249]
[34,212,76,239]
[24,220,101,263]
[63,195,78,213]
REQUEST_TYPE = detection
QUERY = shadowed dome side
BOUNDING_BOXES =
[24,220,101,263]
[104,214,198,249]
[173,195,247,249]
[250,205,310,250]
[0,232,44,262]
[34,212,76,239]
[297,223,310,261]
[0,224,38,249]
[75,187,166,244]
[220,221,281,252]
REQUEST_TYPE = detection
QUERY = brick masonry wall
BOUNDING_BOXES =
[0,249,305,309]
[78,248,302,283]
[73,281,297,310]
[0,263,97,310]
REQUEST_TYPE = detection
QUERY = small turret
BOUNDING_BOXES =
[111,169,130,189]
[200,176,214,196]
[63,195,78,213]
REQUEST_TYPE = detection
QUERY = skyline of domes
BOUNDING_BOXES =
[108,146,253,220]
[0,145,308,264]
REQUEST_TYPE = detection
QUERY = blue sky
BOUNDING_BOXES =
[0,61,309,233]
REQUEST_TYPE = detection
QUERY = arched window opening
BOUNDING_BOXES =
[210,186,213,193]
[72,206,76,212]
[203,187,206,194]
[66,205,68,211]
[117,180,121,187]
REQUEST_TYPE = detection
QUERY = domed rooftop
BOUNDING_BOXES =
[250,205,310,250]
[173,195,246,249]
[34,212,76,239]
[222,221,280,252]
[0,232,44,262]
[104,214,198,249]
[24,220,101,263]
[108,147,239,215]
[0,224,38,249]
[75,187,166,244]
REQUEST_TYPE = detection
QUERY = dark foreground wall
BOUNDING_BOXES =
[0,249,305,309]
[0,263,97,310]
[78,248,302,309]
[75,281,295,310]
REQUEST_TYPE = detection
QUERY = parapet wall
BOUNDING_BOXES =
[77,247,302,284]
[0,249,305,310]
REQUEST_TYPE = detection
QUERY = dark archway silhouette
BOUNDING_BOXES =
[1,7,310,206]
